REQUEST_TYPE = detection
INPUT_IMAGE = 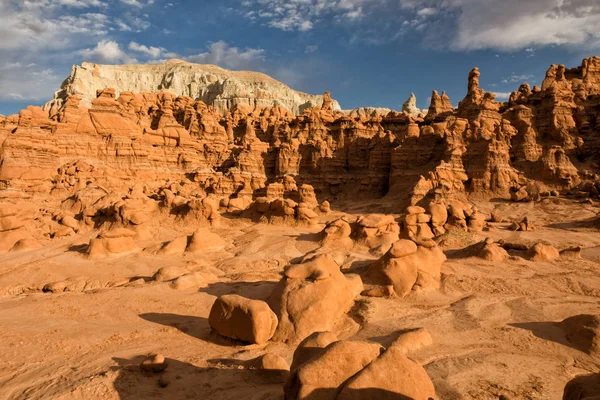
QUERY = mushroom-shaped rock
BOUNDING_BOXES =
[284,340,383,400]
[355,214,400,254]
[320,217,353,249]
[209,294,278,344]
[268,254,363,344]
[479,238,509,262]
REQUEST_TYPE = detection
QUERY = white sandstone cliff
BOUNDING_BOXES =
[44,59,341,115]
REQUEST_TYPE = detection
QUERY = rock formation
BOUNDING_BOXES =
[284,334,437,400]
[268,254,363,344]
[2,57,600,214]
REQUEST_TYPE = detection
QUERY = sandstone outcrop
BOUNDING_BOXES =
[1,57,600,258]
[85,228,137,258]
[3,57,600,213]
[366,239,446,298]
[268,255,363,344]
[284,335,437,400]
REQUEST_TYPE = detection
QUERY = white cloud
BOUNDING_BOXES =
[448,0,600,51]
[240,0,371,31]
[128,41,178,59]
[501,73,534,84]
[185,41,266,70]
[128,41,162,58]
[491,92,512,100]
[80,40,137,63]
[119,0,154,7]
[0,0,162,104]
[241,0,600,51]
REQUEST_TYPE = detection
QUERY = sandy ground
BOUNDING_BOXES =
[2,197,600,399]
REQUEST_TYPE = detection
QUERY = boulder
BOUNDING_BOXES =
[9,238,43,252]
[158,235,189,255]
[250,353,290,372]
[186,228,227,252]
[209,294,278,344]
[85,228,137,258]
[563,373,600,400]
[337,346,438,400]
[289,331,339,372]
[152,266,189,282]
[390,328,433,355]
[559,314,600,355]
[284,340,383,400]
[527,243,560,261]
[169,271,210,290]
[140,354,169,373]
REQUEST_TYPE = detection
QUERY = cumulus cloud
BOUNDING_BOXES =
[185,41,266,70]
[0,1,151,52]
[80,39,137,63]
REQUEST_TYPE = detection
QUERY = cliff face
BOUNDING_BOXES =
[2,56,600,209]
[43,59,341,116]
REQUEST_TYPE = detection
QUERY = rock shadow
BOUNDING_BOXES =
[111,355,284,400]
[509,321,587,353]
[139,313,212,342]
[546,216,600,231]
[198,280,278,300]
[67,243,89,254]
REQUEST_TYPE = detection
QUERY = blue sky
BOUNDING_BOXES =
[1,0,599,115]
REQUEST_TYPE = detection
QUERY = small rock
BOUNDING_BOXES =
[140,354,168,373]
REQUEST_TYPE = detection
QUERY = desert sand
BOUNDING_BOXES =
[1,197,600,399]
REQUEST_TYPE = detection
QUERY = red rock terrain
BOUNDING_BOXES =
[1,57,600,399]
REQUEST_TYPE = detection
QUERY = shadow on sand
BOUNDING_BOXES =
[509,321,594,354]
[111,355,430,399]
[198,280,279,300]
